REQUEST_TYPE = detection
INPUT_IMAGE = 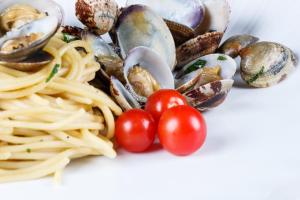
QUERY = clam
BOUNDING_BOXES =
[126,0,206,45]
[196,0,231,34]
[115,5,176,70]
[176,31,224,67]
[240,42,297,88]
[177,54,237,111]
[0,0,63,68]
[111,46,174,109]
[75,0,119,35]
[218,34,259,58]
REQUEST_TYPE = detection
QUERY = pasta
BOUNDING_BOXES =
[0,31,122,183]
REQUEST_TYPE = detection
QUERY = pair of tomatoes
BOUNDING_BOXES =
[115,90,207,156]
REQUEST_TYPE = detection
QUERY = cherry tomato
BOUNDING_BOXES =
[115,109,156,153]
[145,89,188,122]
[158,105,207,156]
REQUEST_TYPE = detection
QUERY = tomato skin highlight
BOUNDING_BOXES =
[116,109,156,153]
[145,89,188,123]
[158,105,207,156]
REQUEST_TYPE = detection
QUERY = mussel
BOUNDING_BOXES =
[111,46,174,110]
[218,34,259,58]
[115,5,176,70]
[176,53,237,111]
[240,42,297,88]
[0,0,63,70]
[126,0,206,45]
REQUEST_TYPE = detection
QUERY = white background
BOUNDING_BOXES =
[1,0,300,199]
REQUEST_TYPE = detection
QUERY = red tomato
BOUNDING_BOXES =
[158,105,207,156]
[145,89,188,122]
[115,109,156,153]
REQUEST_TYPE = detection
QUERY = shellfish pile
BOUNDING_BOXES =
[0,0,298,112]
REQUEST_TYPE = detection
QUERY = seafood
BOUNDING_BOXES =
[196,0,231,34]
[240,42,297,88]
[218,34,259,58]
[126,0,205,45]
[176,32,223,67]
[0,0,63,66]
[76,0,119,35]
[177,54,237,111]
[123,46,174,103]
[115,5,176,70]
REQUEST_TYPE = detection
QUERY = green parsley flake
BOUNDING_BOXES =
[62,33,78,43]
[184,59,207,75]
[246,66,265,84]
[217,55,227,61]
[26,148,31,153]
[46,64,60,83]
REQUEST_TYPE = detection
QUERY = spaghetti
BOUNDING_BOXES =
[0,31,122,183]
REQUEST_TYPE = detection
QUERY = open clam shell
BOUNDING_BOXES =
[0,0,63,62]
[176,31,224,67]
[110,76,141,111]
[126,0,205,45]
[115,5,176,70]
[240,42,297,88]
[218,34,259,58]
[196,0,231,34]
[123,46,175,103]
[180,54,237,111]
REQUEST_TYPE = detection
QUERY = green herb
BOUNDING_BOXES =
[183,59,207,75]
[246,66,265,84]
[62,33,78,43]
[26,148,31,153]
[46,64,60,83]
[218,55,227,61]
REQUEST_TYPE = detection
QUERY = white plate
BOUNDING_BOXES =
[1,0,300,199]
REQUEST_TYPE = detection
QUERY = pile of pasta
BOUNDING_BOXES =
[0,31,122,183]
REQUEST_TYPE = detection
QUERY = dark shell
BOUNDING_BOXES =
[176,32,223,68]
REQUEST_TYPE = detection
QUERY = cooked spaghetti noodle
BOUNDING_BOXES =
[0,31,122,183]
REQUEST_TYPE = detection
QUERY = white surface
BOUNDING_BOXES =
[1,0,300,199]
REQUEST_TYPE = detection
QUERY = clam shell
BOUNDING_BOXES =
[184,79,234,111]
[123,46,175,103]
[116,5,176,70]
[0,0,63,62]
[240,42,297,88]
[218,34,259,58]
[76,0,119,35]
[196,0,231,34]
[126,0,205,45]
[110,76,141,111]
[176,32,223,67]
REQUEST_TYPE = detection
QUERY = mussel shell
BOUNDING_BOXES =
[176,32,224,67]
[123,46,175,103]
[0,0,63,62]
[184,79,234,111]
[115,5,176,70]
[126,0,205,45]
[218,34,259,58]
[240,42,297,88]
[110,76,141,111]
[196,0,231,34]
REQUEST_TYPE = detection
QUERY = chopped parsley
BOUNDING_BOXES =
[246,66,265,84]
[218,55,227,61]
[26,148,31,153]
[62,33,78,43]
[183,59,207,75]
[46,64,60,83]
